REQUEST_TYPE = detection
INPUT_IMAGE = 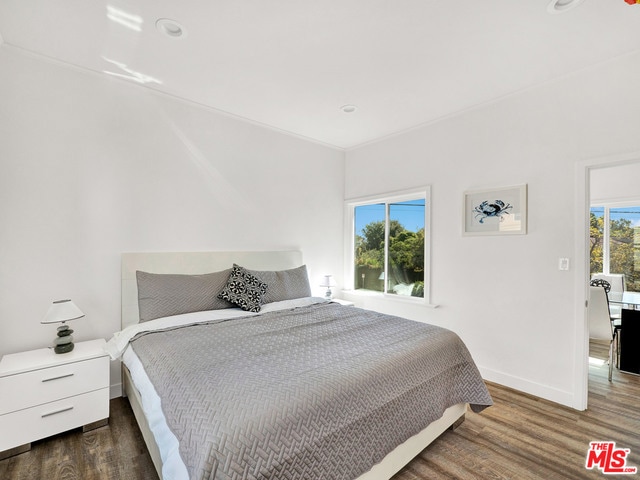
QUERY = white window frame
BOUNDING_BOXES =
[344,187,431,304]
[591,199,640,276]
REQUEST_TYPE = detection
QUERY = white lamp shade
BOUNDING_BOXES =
[41,299,85,324]
[319,275,336,288]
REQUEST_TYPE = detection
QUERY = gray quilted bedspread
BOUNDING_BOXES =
[130,302,492,480]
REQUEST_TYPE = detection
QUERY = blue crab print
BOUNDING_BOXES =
[474,199,512,223]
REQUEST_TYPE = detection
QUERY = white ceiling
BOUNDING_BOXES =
[1,0,639,149]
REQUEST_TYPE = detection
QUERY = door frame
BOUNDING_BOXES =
[574,150,640,410]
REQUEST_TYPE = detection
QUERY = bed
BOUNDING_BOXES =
[106,250,492,480]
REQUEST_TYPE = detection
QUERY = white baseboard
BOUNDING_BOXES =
[110,382,123,399]
[479,366,581,410]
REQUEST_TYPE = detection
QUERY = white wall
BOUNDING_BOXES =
[591,161,640,204]
[344,51,640,409]
[0,47,345,393]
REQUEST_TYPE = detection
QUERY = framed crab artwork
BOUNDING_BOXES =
[463,184,527,236]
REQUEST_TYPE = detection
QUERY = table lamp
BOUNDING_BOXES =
[41,299,84,354]
[319,275,336,299]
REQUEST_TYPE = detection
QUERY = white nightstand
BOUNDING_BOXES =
[0,339,110,459]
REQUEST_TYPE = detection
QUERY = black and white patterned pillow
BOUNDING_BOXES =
[218,264,268,312]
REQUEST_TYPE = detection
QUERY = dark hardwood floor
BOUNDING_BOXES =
[1,340,639,480]
[0,395,158,480]
[394,340,640,480]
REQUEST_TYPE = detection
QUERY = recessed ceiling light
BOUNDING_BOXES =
[156,18,186,38]
[341,104,357,113]
[547,0,586,14]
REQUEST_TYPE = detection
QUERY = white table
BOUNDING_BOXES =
[608,291,640,309]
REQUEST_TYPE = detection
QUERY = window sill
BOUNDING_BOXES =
[341,289,440,309]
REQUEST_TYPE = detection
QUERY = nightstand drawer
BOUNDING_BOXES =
[0,387,109,452]
[0,355,109,415]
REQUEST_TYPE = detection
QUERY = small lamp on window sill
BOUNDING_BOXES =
[41,299,84,354]
[319,275,336,300]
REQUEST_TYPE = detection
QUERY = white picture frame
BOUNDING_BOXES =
[463,184,527,236]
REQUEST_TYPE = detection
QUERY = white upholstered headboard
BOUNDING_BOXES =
[121,250,304,330]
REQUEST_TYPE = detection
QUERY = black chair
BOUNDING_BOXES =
[590,278,611,293]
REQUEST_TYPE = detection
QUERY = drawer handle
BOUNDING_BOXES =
[42,373,74,382]
[41,406,74,418]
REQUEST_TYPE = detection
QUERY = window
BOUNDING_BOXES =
[590,204,640,291]
[347,188,430,300]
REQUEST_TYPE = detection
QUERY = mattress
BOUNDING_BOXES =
[123,346,188,479]
[107,298,492,480]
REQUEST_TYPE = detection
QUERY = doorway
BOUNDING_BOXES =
[576,153,640,410]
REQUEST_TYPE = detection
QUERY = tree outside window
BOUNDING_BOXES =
[354,199,426,297]
[590,206,640,292]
